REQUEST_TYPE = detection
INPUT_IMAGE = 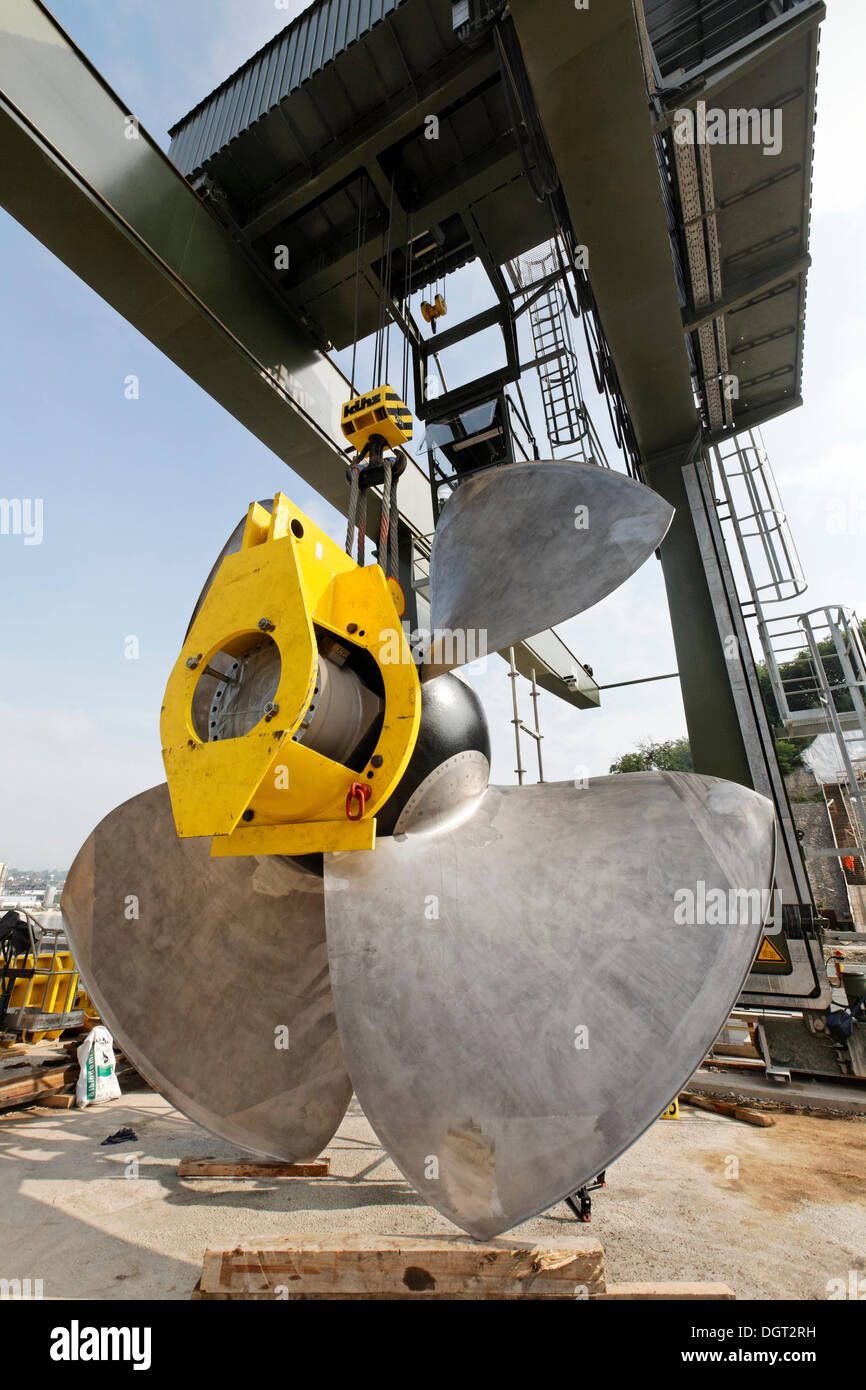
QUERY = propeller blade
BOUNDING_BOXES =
[426,462,673,674]
[62,784,351,1161]
[324,772,775,1237]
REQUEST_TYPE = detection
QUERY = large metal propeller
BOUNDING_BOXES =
[62,784,351,1161]
[426,461,673,674]
[323,773,775,1237]
[60,459,779,1241]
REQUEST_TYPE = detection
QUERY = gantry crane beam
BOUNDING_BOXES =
[0,0,599,709]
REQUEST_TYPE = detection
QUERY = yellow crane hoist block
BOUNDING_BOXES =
[340,383,412,452]
[160,492,421,857]
[420,294,447,328]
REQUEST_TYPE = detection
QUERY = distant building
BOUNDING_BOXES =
[0,893,42,910]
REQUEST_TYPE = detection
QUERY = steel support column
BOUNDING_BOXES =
[643,444,754,785]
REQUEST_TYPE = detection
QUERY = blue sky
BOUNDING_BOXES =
[1,0,864,866]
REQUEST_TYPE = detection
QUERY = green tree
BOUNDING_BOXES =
[609,736,693,774]
[773,739,808,776]
[609,733,808,776]
[756,618,866,726]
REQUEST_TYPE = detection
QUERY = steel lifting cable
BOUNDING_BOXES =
[402,207,412,406]
[374,219,386,381]
[378,454,393,573]
[350,180,368,396]
[356,485,368,567]
[375,453,403,580]
[374,181,393,383]
[384,173,396,383]
[388,463,400,580]
[345,460,361,556]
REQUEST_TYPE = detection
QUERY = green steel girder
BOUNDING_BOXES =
[509,0,823,790]
[0,0,435,532]
[510,0,700,461]
[0,0,599,711]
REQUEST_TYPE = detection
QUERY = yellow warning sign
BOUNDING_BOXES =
[660,1099,679,1119]
[756,935,786,965]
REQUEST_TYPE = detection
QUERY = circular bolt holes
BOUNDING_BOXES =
[290,518,304,538]
[242,810,255,822]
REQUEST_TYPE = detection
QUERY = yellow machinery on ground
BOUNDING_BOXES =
[161,492,421,857]
[0,914,82,1044]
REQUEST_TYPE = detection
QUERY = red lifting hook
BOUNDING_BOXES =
[346,781,372,820]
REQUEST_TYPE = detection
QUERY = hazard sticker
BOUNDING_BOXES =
[660,1098,679,1119]
[756,936,786,964]
[750,932,792,974]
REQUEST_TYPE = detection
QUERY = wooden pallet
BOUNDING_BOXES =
[192,1234,733,1301]
[179,1157,329,1179]
[0,1061,78,1110]
[0,1054,142,1112]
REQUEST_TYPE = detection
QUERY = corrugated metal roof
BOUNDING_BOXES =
[168,0,407,177]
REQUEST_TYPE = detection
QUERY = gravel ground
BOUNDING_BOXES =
[0,1089,863,1300]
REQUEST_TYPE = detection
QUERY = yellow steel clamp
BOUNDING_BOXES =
[160,493,421,857]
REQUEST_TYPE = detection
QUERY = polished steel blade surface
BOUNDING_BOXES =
[324,773,776,1237]
[426,462,674,674]
[62,784,352,1159]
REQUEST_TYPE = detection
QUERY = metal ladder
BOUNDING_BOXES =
[508,244,609,465]
[521,248,587,451]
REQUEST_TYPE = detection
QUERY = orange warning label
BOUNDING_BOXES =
[756,935,787,965]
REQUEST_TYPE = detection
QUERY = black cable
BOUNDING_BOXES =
[493,20,558,204]
[402,206,412,406]
[350,179,368,395]
[384,173,395,383]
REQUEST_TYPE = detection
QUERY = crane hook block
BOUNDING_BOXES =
[420,295,447,330]
[340,383,412,451]
[160,492,421,858]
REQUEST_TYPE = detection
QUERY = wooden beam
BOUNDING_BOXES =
[680,1092,775,1127]
[194,1234,606,1300]
[178,1158,329,1179]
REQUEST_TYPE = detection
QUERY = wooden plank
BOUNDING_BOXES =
[702,1057,764,1071]
[0,1063,77,1109]
[35,1093,76,1109]
[598,1282,735,1300]
[0,1055,139,1112]
[680,1092,774,1127]
[196,1234,606,1299]
[178,1158,329,1179]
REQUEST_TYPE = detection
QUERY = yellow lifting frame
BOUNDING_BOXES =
[160,493,421,857]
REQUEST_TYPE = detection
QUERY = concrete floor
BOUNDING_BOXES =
[1,1088,863,1300]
